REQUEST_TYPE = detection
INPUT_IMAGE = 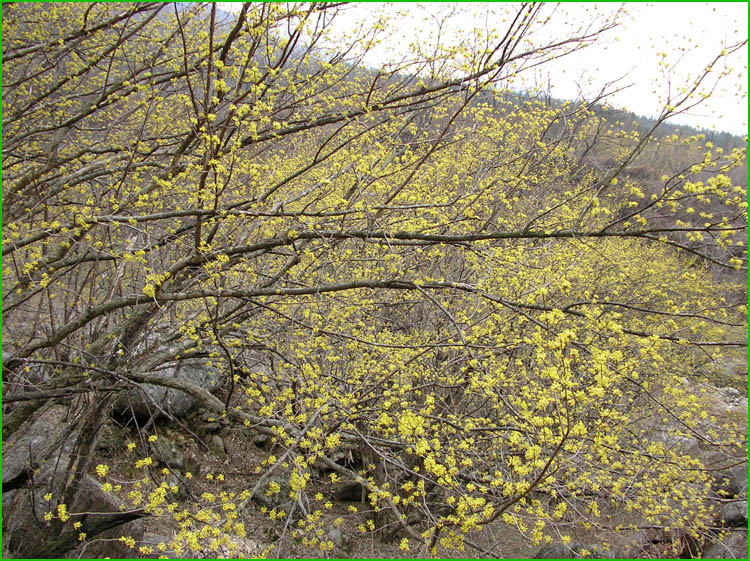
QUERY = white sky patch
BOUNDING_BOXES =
[217,2,748,135]
[540,2,748,135]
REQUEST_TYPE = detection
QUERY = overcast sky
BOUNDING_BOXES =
[218,2,748,136]
[540,2,748,135]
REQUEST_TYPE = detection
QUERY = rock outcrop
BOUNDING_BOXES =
[2,405,144,558]
[113,360,222,420]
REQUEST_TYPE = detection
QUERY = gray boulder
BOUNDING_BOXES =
[2,407,143,558]
[327,527,352,554]
[703,529,749,559]
[4,475,145,559]
[63,476,146,559]
[250,479,303,522]
[721,500,749,527]
[237,427,270,447]
[713,464,749,499]
[138,532,179,558]
[150,435,185,471]
[113,360,222,420]
[209,434,226,459]
[715,386,748,409]
[2,404,73,492]
[252,479,293,510]
[251,431,270,447]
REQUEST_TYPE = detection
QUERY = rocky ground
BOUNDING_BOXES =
[3,373,747,559]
